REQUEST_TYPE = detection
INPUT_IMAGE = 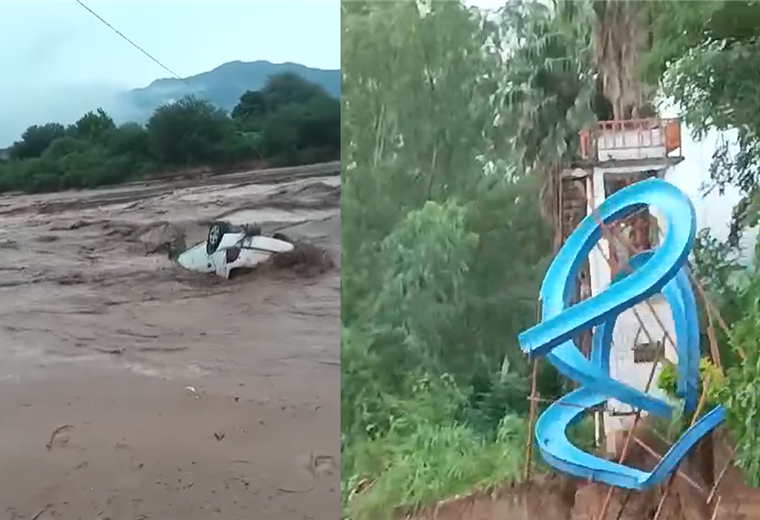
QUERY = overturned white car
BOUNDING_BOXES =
[177,221,294,279]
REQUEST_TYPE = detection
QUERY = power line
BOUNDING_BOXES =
[72,0,200,95]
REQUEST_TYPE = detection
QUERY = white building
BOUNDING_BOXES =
[567,118,699,454]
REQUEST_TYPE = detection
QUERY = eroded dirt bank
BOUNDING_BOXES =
[404,434,760,520]
[0,165,340,519]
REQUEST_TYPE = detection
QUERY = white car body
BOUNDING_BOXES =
[177,232,294,279]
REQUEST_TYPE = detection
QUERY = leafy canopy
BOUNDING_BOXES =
[0,72,339,194]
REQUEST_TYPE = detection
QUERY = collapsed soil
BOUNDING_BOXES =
[0,164,340,519]
[404,429,760,520]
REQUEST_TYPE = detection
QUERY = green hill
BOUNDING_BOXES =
[115,60,340,122]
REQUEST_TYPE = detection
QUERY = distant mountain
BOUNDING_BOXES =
[112,60,340,123]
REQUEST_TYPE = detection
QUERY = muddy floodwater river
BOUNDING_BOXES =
[0,163,340,519]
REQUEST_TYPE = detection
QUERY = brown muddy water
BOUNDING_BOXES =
[0,165,339,519]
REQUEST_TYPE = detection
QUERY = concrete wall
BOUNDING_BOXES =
[603,298,677,453]
[596,127,668,162]
[586,165,679,452]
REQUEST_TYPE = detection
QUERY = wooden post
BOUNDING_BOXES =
[651,374,712,520]
[524,298,541,481]
[524,358,539,481]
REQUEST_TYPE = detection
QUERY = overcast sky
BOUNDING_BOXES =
[0,0,340,145]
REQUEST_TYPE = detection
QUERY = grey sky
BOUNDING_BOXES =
[0,0,339,145]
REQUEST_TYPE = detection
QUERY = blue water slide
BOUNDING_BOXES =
[517,178,725,490]
[616,252,700,412]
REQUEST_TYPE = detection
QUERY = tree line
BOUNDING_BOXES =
[0,72,339,194]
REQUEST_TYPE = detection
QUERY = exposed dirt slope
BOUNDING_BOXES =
[403,431,760,520]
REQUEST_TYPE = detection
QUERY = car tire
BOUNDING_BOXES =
[272,232,292,243]
[206,221,231,255]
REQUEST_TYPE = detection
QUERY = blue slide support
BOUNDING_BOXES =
[517,178,725,490]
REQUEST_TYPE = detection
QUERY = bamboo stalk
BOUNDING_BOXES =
[686,267,732,337]
[526,171,563,481]
[524,297,542,482]
[630,436,705,494]
[707,456,732,504]
[527,395,584,409]
[709,495,721,520]
[526,395,639,416]
[686,266,741,363]
[524,358,539,482]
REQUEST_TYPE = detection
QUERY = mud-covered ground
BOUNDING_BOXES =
[0,163,340,519]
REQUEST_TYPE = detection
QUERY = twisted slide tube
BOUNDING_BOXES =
[518,178,725,490]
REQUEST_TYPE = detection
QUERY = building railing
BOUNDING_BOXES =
[579,118,682,161]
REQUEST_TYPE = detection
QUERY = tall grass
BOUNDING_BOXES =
[343,416,526,520]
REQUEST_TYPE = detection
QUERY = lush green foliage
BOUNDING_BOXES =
[656,357,726,409]
[647,3,760,481]
[722,299,760,485]
[344,415,526,520]
[687,229,760,485]
[341,1,600,517]
[695,233,760,485]
[647,0,760,240]
[0,73,339,193]
[341,0,760,515]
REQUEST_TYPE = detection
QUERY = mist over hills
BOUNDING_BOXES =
[111,60,340,123]
[0,60,340,147]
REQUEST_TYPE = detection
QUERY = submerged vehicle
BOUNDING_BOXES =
[177,221,294,279]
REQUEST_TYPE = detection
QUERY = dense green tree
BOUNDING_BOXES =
[41,136,91,161]
[68,108,117,145]
[299,95,340,152]
[641,0,760,484]
[8,123,65,160]
[106,122,151,160]
[147,96,235,166]
[231,90,267,132]
[232,73,341,163]
[646,1,760,239]
[339,2,589,517]
[0,73,339,194]
[259,103,304,161]
[259,72,326,112]
[590,0,655,119]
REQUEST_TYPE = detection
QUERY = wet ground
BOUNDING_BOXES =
[0,163,340,519]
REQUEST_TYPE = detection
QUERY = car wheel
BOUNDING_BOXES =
[272,232,292,243]
[206,221,231,255]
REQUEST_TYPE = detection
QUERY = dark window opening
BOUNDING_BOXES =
[633,340,664,364]
[604,171,659,277]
